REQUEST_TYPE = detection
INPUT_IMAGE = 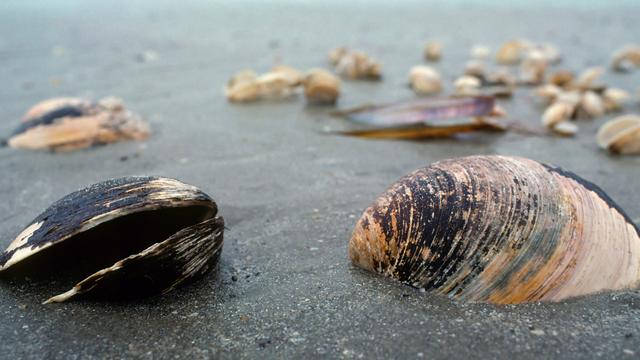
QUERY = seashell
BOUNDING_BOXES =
[349,155,640,304]
[7,97,150,152]
[224,70,260,102]
[548,70,574,88]
[409,66,442,95]
[463,60,486,80]
[611,45,640,72]
[328,47,349,65]
[535,84,562,103]
[334,50,382,80]
[542,102,574,128]
[225,69,300,102]
[518,50,547,85]
[597,115,640,155]
[578,91,605,118]
[576,66,604,91]
[470,45,490,59]
[303,68,341,104]
[0,177,224,303]
[485,68,516,87]
[254,72,297,99]
[602,88,630,112]
[423,41,442,62]
[453,76,481,96]
[536,43,561,64]
[272,65,304,87]
[551,121,578,137]
[495,39,531,65]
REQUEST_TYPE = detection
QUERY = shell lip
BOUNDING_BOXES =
[0,174,216,274]
[0,200,216,273]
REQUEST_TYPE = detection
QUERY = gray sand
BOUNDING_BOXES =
[0,1,639,358]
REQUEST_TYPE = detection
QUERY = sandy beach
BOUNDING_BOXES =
[0,1,639,358]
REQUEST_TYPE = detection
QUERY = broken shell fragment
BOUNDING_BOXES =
[423,41,442,62]
[409,66,443,95]
[518,50,547,85]
[0,177,224,303]
[611,45,640,72]
[7,97,150,152]
[597,115,640,155]
[303,69,341,104]
[225,68,301,102]
[349,155,640,304]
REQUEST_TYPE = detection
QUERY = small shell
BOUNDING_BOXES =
[335,50,382,80]
[224,70,260,102]
[0,177,224,303]
[303,69,341,104]
[485,68,516,87]
[349,155,640,304]
[328,47,349,65]
[597,115,640,155]
[611,45,640,72]
[548,70,574,88]
[602,88,630,112]
[7,97,150,152]
[518,50,547,85]
[551,121,578,137]
[453,76,481,96]
[542,102,574,128]
[424,41,442,62]
[255,72,297,99]
[496,39,530,65]
[538,43,561,64]
[409,66,442,95]
[470,45,491,59]
[576,66,604,91]
[535,84,562,103]
[464,60,486,79]
[578,91,605,118]
[272,65,304,87]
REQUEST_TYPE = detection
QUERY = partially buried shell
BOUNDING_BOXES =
[349,155,640,304]
[0,177,223,303]
[7,97,150,152]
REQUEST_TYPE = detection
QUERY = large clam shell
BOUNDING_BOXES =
[349,155,640,304]
[0,177,223,303]
[6,97,150,152]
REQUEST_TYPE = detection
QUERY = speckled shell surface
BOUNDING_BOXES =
[349,155,640,304]
[0,176,223,303]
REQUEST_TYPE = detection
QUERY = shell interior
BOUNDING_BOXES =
[0,177,223,303]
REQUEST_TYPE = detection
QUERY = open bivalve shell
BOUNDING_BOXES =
[0,177,224,303]
[349,155,640,304]
[597,115,640,155]
[7,97,150,152]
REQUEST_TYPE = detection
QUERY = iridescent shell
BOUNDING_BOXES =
[349,155,640,304]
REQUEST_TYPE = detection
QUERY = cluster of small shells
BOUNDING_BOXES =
[535,66,630,136]
[224,65,341,104]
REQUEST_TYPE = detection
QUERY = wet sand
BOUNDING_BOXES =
[0,1,639,358]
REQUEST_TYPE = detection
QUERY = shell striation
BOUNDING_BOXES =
[0,176,223,303]
[349,155,640,304]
